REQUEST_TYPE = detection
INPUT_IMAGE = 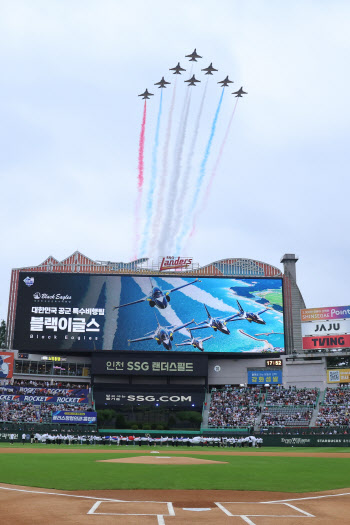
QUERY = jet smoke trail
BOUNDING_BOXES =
[189,99,239,242]
[132,100,147,259]
[174,80,208,253]
[149,79,177,255]
[139,91,163,257]
[158,89,192,254]
[177,88,225,251]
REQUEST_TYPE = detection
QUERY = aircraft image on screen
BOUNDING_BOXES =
[190,304,240,335]
[185,48,202,61]
[175,329,213,352]
[235,299,268,325]
[113,278,201,310]
[169,62,186,74]
[201,63,218,75]
[128,316,195,350]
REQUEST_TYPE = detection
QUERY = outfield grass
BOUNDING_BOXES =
[0,449,350,492]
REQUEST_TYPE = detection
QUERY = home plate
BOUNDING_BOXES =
[183,508,212,512]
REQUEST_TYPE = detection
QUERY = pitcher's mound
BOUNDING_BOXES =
[98,456,227,465]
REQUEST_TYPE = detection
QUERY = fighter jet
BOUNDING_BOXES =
[201,63,218,75]
[235,299,268,325]
[185,75,201,86]
[190,305,240,335]
[154,77,171,89]
[138,89,154,100]
[185,48,202,61]
[232,87,247,97]
[128,316,195,350]
[175,329,213,352]
[169,62,186,75]
[113,278,201,310]
[218,76,233,87]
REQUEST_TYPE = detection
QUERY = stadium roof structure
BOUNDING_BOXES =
[10,251,282,277]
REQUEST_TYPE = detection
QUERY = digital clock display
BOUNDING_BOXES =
[266,359,282,367]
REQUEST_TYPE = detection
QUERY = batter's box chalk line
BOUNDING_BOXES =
[87,500,175,523]
[215,502,315,521]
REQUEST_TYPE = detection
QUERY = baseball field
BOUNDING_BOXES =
[1,445,350,523]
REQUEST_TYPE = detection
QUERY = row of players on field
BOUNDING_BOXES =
[9,434,263,447]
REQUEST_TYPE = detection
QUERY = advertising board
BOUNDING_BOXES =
[13,273,284,353]
[302,319,350,337]
[327,369,350,383]
[247,370,282,385]
[301,306,350,322]
[0,352,14,379]
[93,390,205,407]
[91,354,208,376]
[52,411,97,424]
[302,335,350,350]
[0,394,88,405]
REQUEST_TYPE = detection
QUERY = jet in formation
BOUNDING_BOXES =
[218,76,233,87]
[235,299,268,325]
[201,63,218,75]
[169,62,186,75]
[113,278,201,310]
[175,329,213,352]
[185,74,201,86]
[190,305,240,335]
[185,48,202,61]
[128,316,194,350]
[154,77,171,89]
[232,87,247,97]
[138,89,154,100]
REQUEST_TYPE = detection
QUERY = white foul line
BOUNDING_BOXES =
[0,486,121,502]
[265,492,350,503]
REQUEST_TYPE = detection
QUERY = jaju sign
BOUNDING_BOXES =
[159,256,193,271]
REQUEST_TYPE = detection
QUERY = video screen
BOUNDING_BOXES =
[13,273,284,353]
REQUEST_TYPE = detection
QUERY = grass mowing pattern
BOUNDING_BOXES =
[0,452,350,492]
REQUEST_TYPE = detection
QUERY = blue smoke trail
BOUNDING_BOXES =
[177,88,225,251]
[139,90,163,257]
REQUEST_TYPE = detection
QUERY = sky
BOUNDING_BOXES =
[1,0,350,322]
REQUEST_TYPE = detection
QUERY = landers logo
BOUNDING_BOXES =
[23,276,35,287]
[160,256,193,271]
[33,292,72,302]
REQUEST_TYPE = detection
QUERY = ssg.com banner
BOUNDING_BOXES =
[14,273,284,353]
[94,391,205,407]
[52,411,97,424]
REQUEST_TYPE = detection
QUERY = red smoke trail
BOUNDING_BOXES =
[188,99,238,243]
[138,100,147,189]
[133,100,147,259]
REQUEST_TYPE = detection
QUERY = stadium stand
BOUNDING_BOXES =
[208,387,262,429]
[315,386,350,427]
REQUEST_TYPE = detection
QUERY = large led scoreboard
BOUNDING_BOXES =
[13,272,285,354]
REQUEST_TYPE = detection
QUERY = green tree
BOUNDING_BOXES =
[0,320,6,348]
